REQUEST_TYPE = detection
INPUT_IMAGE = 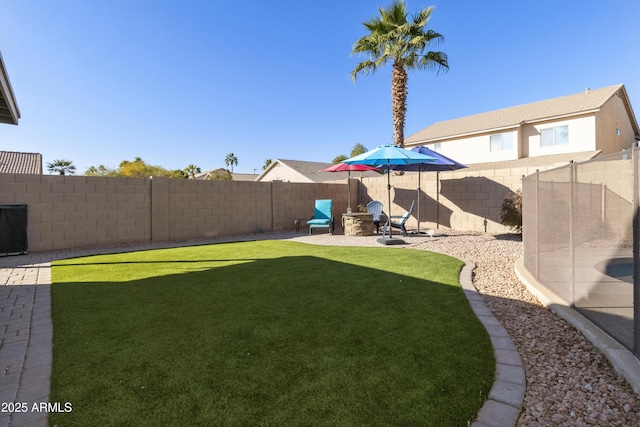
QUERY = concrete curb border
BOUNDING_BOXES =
[456,258,526,427]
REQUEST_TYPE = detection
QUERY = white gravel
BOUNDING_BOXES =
[412,231,639,426]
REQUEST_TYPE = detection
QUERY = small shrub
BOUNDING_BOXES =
[500,189,522,233]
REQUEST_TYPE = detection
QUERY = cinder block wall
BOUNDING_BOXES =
[0,174,152,251]
[356,164,557,233]
[7,158,628,251]
[0,174,349,252]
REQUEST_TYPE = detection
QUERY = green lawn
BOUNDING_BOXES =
[49,241,494,426]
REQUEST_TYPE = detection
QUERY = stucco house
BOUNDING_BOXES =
[405,84,639,165]
[0,51,20,125]
[255,159,379,183]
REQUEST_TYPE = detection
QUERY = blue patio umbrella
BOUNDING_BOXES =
[343,144,436,243]
[394,146,467,233]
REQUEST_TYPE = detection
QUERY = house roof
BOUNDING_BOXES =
[0,52,20,125]
[231,173,259,182]
[406,84,640,144]
[464,150,601,172]
[193,168,228,180]
[256,159,380,183]
[192,169,259,181]
[0,151,42,174]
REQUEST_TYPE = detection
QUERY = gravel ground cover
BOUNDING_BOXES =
[413,231,639,427]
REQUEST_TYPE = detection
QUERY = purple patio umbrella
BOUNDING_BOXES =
[394,146,467,233]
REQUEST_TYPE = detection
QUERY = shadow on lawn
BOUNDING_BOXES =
[54,258,258,266]
[50,252,495,426]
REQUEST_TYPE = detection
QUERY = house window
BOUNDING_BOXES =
[432,143,442,151]
[490,132,514,152]
[540,125,569,147]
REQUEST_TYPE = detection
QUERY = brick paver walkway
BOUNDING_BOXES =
[0,254,54,427]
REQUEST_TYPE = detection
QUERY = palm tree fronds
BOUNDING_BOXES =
[351,0,448,146]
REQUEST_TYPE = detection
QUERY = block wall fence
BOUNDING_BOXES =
[356,163,552,233]
[0,158,603,252]
[0,175,349,251]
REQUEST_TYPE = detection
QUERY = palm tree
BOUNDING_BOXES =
[47,159,76,175]
[262,159,272,170]
[184,164,201,179]
[351,0,448,147]
[225,153,238,173]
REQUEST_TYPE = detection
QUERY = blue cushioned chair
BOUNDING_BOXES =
[307,199,334,235]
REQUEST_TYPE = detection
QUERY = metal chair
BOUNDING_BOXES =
[382,200,414,237]
[366,200,383,234]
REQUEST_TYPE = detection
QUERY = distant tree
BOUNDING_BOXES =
[351,0,448,147]
[207,170,232,181]
[350,143,368,157]
[332,154,348,164]
[47,159,76,175]
[225,153,238,173]
[85,157,172,178]
[169,169,189,179]
[262,159,272,170]
[331,144,368,165]
[184,164,201,179]
[117,157,167,177]
[85,165,114,176]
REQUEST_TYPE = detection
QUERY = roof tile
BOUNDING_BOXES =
[0,151,42,174]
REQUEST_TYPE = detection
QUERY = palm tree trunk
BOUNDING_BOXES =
[391,61,408,147]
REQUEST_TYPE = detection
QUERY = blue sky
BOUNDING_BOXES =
[1,0,638,174]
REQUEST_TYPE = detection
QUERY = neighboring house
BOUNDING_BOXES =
[0,151,43,174]
[192,168,258,181]
[231,172,259,182]
[255,159,380,183]
[405,84,639,165]
[193,168,230,180]
[0,51,20,125]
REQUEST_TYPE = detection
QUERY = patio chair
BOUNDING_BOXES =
[366,200,383,234]
[307,199,334,235]
[382,200,414,237]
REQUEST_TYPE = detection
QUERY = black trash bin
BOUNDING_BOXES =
[0,204,28,255]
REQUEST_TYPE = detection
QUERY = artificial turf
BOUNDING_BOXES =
[49,240,494,426]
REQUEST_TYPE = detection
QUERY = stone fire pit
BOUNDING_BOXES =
[342,213,375,236]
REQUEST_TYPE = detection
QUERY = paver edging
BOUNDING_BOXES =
[454,257,526,427]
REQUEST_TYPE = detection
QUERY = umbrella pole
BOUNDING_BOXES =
[436,171,440,229]
[347,171,352,213]
[387,164,392,238]
[416,168,421,234]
